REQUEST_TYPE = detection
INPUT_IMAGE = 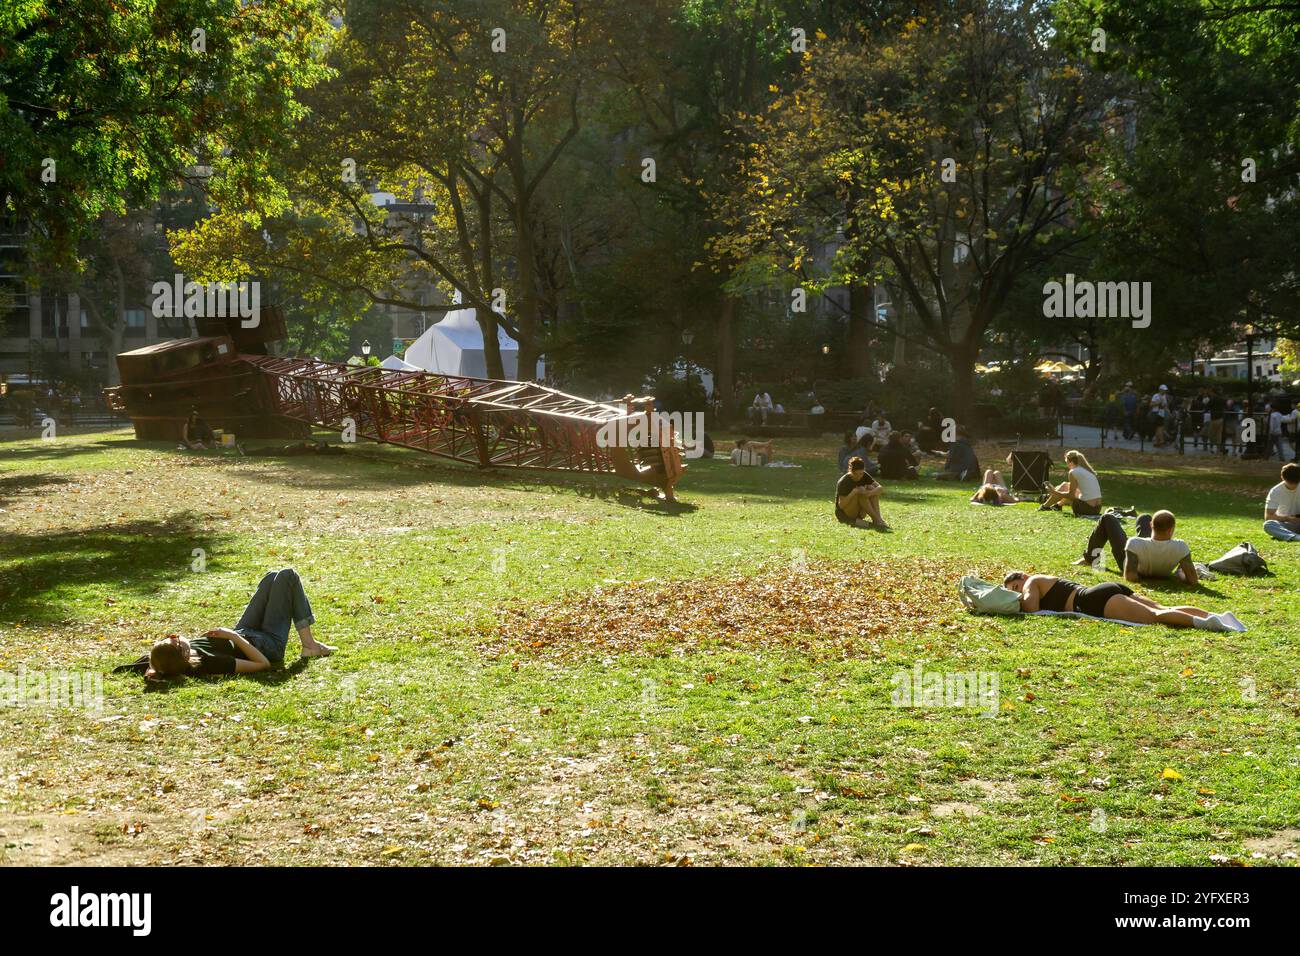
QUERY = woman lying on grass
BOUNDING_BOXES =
[970,467,1020,505]
[1001,571,1244,631]
[128,568,335,680]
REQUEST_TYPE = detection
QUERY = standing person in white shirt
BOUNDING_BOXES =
[1040,449,1104,516]
[1149,385,1171,446]
[1263,463,1300,541]
[1267,405,1286,461]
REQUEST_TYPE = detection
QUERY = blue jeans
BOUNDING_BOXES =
[1263,520,1300,542]
[234,569,315,664]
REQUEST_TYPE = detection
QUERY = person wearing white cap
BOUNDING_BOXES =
[1149,386,1171,446]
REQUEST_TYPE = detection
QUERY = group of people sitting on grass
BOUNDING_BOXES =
[834,436,1300,629]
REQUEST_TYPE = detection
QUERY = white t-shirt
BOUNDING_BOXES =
[753,392,772,409]
[1269,411,1283,436]
[1071,466,1101,501]
[1125,537,1191,577]
[1265,481,1300,518]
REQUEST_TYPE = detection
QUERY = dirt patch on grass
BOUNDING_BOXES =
[1243,828,1300,859]
[480,559,965,660]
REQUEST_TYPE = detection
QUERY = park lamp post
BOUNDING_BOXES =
[680,329,696,390]
[361,340,372,358]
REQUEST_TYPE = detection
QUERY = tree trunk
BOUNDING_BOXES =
[848,283,873,379]
[110,259,126,387]
[517,337,540,383]
[949,340,978,428]
[476,310,506,380]
[716,294,737,423]
[511,211,541,381]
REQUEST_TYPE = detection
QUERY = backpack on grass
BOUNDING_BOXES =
[958,576,1022,615]
[1207,542,1268,576]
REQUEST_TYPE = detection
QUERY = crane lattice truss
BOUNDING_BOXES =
[241,356,670,481]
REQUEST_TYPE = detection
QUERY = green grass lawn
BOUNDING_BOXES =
[1,426,1297,866]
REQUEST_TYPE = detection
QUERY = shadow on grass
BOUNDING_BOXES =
[0,433,141,464]
[0,472,71,507]
[241,445,705,513]
[140,656,313,693]
[0,512,229,625]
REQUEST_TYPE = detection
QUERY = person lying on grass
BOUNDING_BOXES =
[137,568,335,679]
[1001,570,1243,631]
[1039,450,1103,515]
[1072,508,1198,585]
[835,456,889,530]
[971,467,1020,505]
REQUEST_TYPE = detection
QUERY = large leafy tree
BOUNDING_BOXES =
[1057,0,1300,361]
[612,0,867,413]
[0,0,332,264]
[173,0,617,380]
[713,1,1110,420]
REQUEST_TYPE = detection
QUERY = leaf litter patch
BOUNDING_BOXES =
[481,559,965,659]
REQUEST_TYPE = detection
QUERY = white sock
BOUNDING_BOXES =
[1192,614,1229,632]
[1220,611,1246,632]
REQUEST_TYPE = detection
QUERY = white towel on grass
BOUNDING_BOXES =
[1030,610,1146,627]
[1030,609,1246,632]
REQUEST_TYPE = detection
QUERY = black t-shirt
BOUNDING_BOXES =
[878,444,917,479]
[187,417,214,442]
[187,636,247,675]
[835,471,875,524]
[1207,396,1225,419]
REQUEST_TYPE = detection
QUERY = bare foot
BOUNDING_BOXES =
[300,642,337,659]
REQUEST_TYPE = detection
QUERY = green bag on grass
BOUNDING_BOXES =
[958,575,1022,615]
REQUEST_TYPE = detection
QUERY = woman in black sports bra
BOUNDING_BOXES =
[1001,571,1232,629]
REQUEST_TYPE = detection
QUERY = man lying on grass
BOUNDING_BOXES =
[1073,509,1198,586]
[835,456,889,530]
[1002,571,1243,631]
[124,568,335,680]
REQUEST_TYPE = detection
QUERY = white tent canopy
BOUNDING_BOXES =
[402,305,544,381]
[379,354,421,371]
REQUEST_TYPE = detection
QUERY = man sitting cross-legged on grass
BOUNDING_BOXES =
[1002,571,1243,631]
[129,568,336,680]
[1263,462,1300,542]
[935,429,979,481]
[1072,509,1198,586]
[835,456,889,530]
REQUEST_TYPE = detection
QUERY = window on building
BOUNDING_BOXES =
[125,308,146,336]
